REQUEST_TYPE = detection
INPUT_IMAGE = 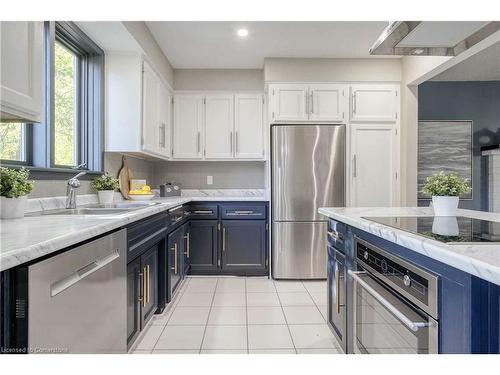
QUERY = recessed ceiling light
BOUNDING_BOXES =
[412,48,425,55]
[237,28,249,37]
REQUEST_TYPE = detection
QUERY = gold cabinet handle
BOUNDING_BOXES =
[222,227,226,252]
[335,263,340,314]
[142,268,147,308]
[184,233,190,258]
[146,264,150,304]
[173,243,178,274]
[138,271,144,306]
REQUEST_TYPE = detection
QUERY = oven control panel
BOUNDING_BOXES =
[355,237,438,319]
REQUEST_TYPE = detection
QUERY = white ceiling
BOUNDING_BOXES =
[146,21,392,69]
[431,41,500,81]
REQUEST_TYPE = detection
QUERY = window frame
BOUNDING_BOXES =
[0,122,33,166]
[1,21,104,178]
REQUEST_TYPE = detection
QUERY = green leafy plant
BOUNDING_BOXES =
[90,173,119,192]
[421,172,471,197]
[0,167,33,198]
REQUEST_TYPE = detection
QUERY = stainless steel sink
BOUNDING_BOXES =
[27,201,161,216]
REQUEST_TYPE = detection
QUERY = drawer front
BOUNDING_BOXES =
[327,219,346,253]
[128,213,167,261]
[220,204,267,220]
[189,204,218,220]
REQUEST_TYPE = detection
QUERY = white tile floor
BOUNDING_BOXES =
[132,276,342,354]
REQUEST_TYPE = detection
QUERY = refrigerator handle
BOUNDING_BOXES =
[352,154,357,178]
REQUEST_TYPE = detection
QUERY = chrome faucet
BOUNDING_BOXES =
[66,163,87,209]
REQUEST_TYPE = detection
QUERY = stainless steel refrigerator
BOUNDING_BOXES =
[271,124,345,279]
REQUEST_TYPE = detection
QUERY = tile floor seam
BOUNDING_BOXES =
[199,277,219,353]
[274,280,298,354]
[302,280,327,323]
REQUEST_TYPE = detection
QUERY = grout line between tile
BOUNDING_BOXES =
[274,279,298,354]
[301,280,326,323]
[199,277,219,353]
[245,277,249,354]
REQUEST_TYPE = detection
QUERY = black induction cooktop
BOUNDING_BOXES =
[364,216,500,244]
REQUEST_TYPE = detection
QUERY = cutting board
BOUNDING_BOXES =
[118,155,134,199]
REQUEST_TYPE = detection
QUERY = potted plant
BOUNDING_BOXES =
[91,173,120,204]
[0,167,34,219]
[421,172,471,216]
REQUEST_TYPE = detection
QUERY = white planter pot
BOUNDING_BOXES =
[432,216,459,236]
[432,196,459,217]
[97,190,115,204]
[1,196,28,219]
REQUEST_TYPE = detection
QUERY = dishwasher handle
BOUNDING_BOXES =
[51,250,120,297]
[349,270,431,332]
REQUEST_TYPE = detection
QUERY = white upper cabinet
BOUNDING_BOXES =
[173,92,265,161]
[0,21,43,122]
[234,94,264,159]
[142,61,161,155]
[309,84,346,122]
[271,85,308,122]
[269,83,348,123]
[204,95,234,159]
[349,124,399,207]
[106,54,172,161]
[350,84,399,123]
[173,95,204,159]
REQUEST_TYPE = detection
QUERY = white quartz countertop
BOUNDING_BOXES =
[318,207,500,286]
[0,194,267,272]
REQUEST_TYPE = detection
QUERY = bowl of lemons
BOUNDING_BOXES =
[128,185,154,201]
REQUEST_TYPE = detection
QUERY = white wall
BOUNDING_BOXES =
[264,58,402,82]
[174,69,263,91]
[123,22,175,88]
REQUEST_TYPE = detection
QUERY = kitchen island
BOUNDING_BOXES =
[318,207,500,354]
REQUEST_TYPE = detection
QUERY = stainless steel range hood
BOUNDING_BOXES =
[370,21,500,56]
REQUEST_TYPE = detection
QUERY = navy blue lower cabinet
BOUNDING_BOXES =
[140,245,158,325]
[221,220,267,275]
[338,223,500,354]
[327,244,347,353]
[168,225,184,297]
[188,220,219,274]
[126,257,141,347]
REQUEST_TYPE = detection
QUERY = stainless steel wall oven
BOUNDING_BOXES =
[349,237,439,354]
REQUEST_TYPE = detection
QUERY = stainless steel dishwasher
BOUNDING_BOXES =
[3,229,127,354]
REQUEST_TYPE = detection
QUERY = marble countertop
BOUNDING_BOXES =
[0,193,268,272]
[318,207,500,286]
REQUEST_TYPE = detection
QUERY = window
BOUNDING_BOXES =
[0,122,28,163]
[53,40,80,167]
[1,21,104,175]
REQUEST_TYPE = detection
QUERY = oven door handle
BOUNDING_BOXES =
[349,270,431,332]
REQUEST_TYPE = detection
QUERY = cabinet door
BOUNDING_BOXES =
[350,124,398,207]
[168,226,183,295]
[271,84,309,122]
[183,222,191,275]
[127,258,141,347]
[234,94,264,159]
[327,246,346,352]
[142,61,160,155]
[173,95,203,159]
[0,21,43,122]
[140,245,159,326]
[189,220,219,273]
[221,220,267,273]
[309,84,347,122]
[158,82,172,158]
[205,95,234,159]
[350,85,399,123]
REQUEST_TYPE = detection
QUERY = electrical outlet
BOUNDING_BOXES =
[207,175,213,185]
